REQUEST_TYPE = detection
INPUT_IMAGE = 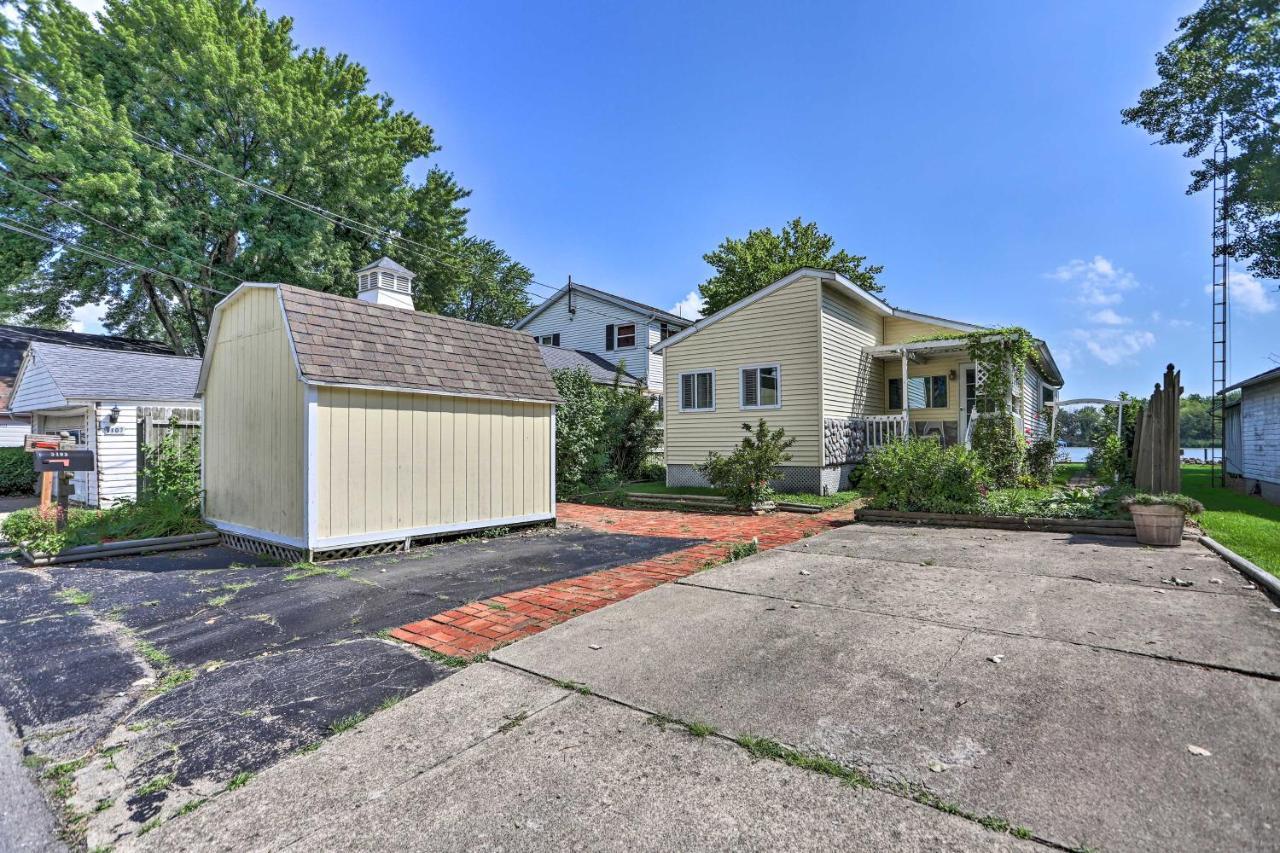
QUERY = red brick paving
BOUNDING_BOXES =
[390,502,850,658]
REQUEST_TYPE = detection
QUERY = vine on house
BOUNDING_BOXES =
[966,327,1038,486]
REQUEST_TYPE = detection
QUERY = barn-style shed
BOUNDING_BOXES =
[198,260,560,561]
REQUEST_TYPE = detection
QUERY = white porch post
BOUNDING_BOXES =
[900,348,910,437]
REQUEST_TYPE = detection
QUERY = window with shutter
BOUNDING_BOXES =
[740,364,780,409]
[679,370,714,412]
[741,368,758,407]
[616,324,636,348]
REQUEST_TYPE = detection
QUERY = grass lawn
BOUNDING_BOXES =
[1179,465,1280,579]
[571,480,862,510]
[1052,462,1086,485]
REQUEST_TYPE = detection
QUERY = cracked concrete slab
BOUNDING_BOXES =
[139,665,1039,853]
[1,524,700,848]
[786,524,1244,593]
[680,548,1280,676]
[494,581,1280,853]
[0,711,64,853]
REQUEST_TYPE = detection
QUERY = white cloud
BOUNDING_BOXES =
[1050,255,1139,306]
[1072,328,1156,366]
[669,290,705,320]
[1229,271,1278,315]
[1089,308,1129,326]
[68,0,106,17]
[69,302,107,335]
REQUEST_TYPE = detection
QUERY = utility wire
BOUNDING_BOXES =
[0,214,226,297]
[0,66,570,299]
[0,172,239,289]
[0,68,686,329]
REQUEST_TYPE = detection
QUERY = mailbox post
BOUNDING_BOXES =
[33,448,95,528]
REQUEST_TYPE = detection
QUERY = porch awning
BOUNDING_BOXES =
[865,337,1063,387]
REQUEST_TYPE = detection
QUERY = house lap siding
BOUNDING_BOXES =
[314,389,552,542]
[1240,378,1280,500]
[203,287,307,542]
[821,287,885,419]
[520,290,664,391]
[664,276,822,487]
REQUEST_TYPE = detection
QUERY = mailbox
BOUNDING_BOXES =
[33,450,95,472]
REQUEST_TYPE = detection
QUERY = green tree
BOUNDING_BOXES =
[1122,0,1280,277]
[1180,393,1214,446]
[425,238,532,327]
[0,0,527,353]
[698,218,883,316]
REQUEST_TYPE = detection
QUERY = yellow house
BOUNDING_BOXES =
[653,268,1064,494]
[197,258,560,561]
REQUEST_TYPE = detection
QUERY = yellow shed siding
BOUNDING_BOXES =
[821,286,884,418]
[203,287,306,541]
[315,387,552,541]
[663,276,823,467]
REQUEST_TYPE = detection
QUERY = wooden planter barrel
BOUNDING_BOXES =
[1127,504,1185,547]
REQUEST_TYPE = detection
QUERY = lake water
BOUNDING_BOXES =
[1058,446,1221,463]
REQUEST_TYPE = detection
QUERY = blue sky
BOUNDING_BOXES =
[79,1,1280,395]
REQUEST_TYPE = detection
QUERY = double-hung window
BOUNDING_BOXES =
[535,333,560,346]
[740,364,780,409]
[679,370,715,412]
[605,323,636,351]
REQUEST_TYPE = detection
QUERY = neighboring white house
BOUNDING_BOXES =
[0,324,175,448]
[1222,366,1280,504]
[8,342,201,507]
[514,281,692,404]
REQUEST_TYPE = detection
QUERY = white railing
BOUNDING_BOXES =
[865,414,908,448]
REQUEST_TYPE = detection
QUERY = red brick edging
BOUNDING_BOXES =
[390,502,848,658]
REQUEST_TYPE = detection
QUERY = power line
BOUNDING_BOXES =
[0,172,240,289]
[0,214,226,298]
[0,68,683,330]
[0,66,570,299]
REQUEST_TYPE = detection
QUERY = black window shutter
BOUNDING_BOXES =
[605,324,615,351]
[552,333,561,347]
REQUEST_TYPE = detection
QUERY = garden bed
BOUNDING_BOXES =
[854,508,1145,536]
[20,530,221,565]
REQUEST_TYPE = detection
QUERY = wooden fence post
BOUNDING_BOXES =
[1133,364,1181,493]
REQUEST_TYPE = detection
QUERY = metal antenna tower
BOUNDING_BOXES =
[1210,117,1230,488]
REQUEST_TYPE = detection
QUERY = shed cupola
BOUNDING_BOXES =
[356,256,415,310]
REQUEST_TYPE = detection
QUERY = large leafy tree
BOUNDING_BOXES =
[697,217,883,316]
[1122,0,1280,278]
[0,0,526,353]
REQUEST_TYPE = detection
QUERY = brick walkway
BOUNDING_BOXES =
[390,502,850,658]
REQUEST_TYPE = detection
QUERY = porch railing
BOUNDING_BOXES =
[865,414,908,449]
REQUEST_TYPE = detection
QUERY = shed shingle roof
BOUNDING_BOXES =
[277,285,561,404]
[27,342,200,402]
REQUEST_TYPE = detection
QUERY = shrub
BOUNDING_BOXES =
[638,459,665,483]
[0,446,35,496]
[1123,492,1204,515]
[696,419,794,510]
[552,368,609,491]
[1025,438,1056,486]
[971,414,1023,487]
[600,380,663,482]
[861,437,987,513]
[1093,432,1131,485]
[140,422,202,511]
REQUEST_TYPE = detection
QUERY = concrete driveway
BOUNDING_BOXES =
[0,524,695,850]
[140,521,1280,852]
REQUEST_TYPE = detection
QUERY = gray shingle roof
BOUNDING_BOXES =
[538,345,638,386]
[278,285,561,404]
[29,342,200,401]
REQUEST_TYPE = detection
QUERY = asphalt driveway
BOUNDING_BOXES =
[0,523,696,849]
[141,521,1280,852]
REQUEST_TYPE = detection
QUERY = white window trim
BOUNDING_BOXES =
[739,363,782,410]
[678,369,716,413]
[535,333,557,346]
[614,322,638,350]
